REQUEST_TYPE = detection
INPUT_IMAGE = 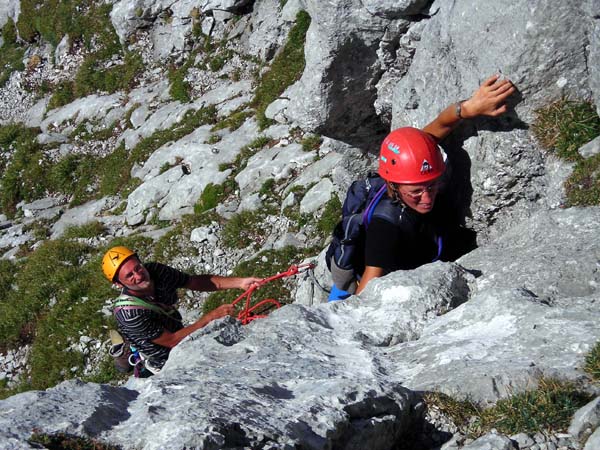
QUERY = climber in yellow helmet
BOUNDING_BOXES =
[102,246,261,375]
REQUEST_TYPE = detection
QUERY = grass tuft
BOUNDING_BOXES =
[0,19,25,87]
[425,377,592,437]
[477,378,591,434]
[532,99,600,206]
[532,99,600,161]
[29,432,120,450]
[316,194,342,239]
[221,210,266,249]
[300,134,322,152]
[584,341,600,382]
[252,10,310,129]
[195,183,229,215]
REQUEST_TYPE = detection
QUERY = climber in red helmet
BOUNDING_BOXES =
[356,74,515,294]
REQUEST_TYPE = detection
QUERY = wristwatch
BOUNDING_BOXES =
[455,101,464,119]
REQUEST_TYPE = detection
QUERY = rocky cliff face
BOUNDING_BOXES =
[1,0,600,449]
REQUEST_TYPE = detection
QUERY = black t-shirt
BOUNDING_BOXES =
[114,262,190,370]
[365,204,440,274]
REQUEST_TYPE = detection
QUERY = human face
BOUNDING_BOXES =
[116,257,152,291]
[396,180,440,214]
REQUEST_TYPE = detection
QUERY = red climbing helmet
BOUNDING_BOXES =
[378,127,445,184]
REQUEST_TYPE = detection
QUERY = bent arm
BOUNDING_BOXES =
[356,266,385,295]
[423,74,516,142]
[152,303,235,348]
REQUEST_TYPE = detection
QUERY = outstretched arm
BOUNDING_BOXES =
[423,74,516,142]
[184,275,261,292]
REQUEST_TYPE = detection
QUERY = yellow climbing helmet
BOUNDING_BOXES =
[102,246,136,282]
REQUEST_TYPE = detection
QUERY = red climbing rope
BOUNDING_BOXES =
[232,262,315,325]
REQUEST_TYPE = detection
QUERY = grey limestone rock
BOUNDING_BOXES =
[299,178,334,214]
[23,97,49,128]
[284,150,345,194]
[51,197,121,238]
[54,34,70,66]
[111,0,253,59]
[353,262,471,346]
[239,0,293,61]
[387,286,600,403]
[41,93,125,133]
[124,117,266,224]
[461,432,517,450]
[569,397,600,441]
[388,0,594,240]
[280,0,398,146]
[20,197,64,220]
[0,380,138,447]
[458,207,600,300]
[0,0,19,28]
[590,2,600,117]
[584,427,600,450]
[294,247,332,306]
[579,136,600,159]
[235,142,315,196]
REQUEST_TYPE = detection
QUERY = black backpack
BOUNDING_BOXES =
[326,174,402,283]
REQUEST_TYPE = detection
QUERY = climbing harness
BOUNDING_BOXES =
[232,262,315,325]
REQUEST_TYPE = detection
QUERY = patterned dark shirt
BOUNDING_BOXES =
[114,262,190,370]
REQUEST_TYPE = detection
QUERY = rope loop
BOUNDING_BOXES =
[231,262,315,325]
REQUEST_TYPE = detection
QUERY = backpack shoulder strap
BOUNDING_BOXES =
[114,294,179,319]
[370,196,404,226]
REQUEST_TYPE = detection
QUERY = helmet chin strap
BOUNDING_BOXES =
[387,182,406,206]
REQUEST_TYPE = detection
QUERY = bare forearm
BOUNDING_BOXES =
[152,304,235,348]
[356,266,385,295]
[423,74,516,143]
[422,103,463,142]
[185,275,261,292]
[152,316,214,348]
